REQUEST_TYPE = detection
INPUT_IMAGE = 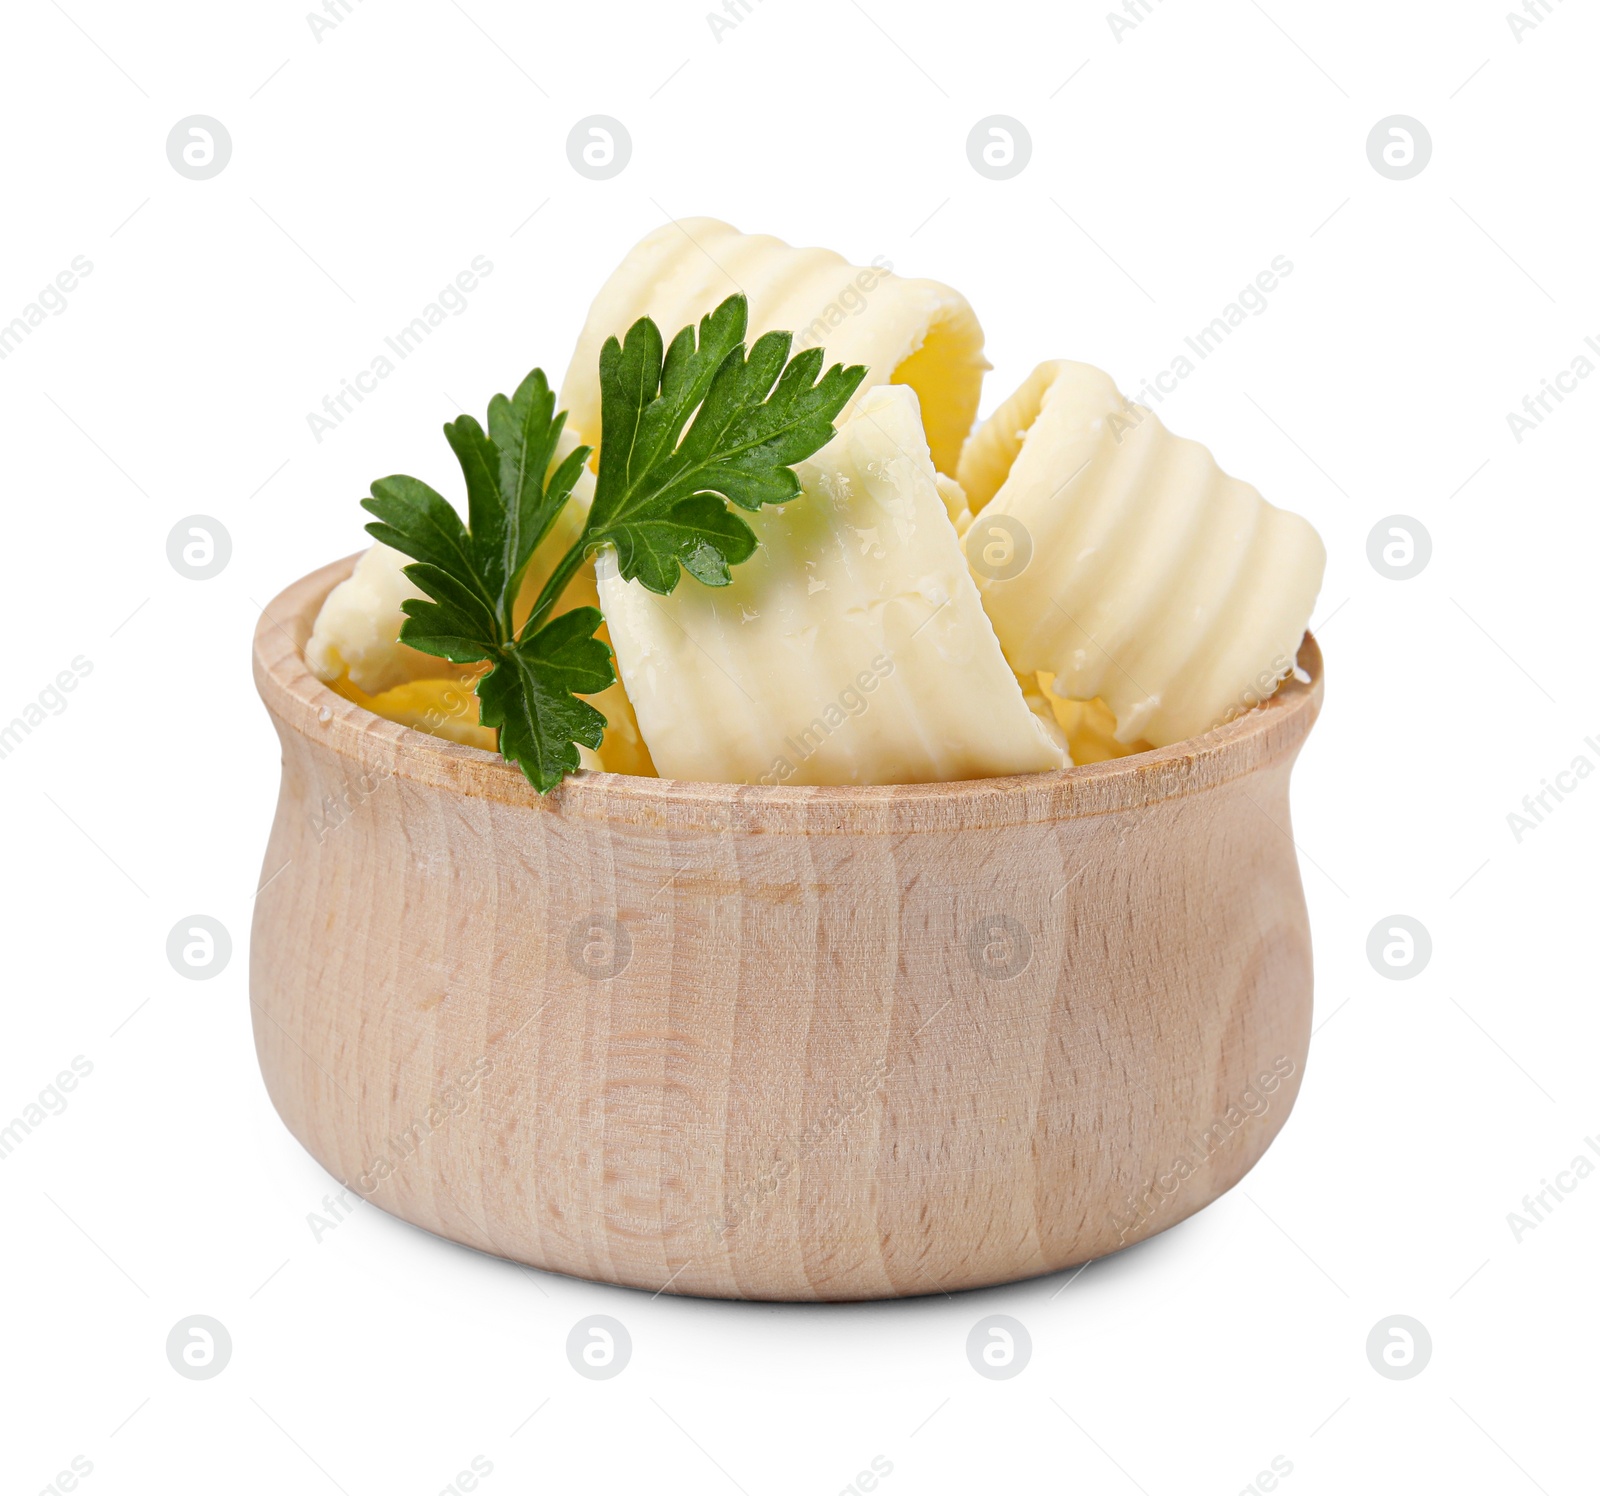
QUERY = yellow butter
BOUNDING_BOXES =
[597,386,1068,785]
[558,217,987,476]
[959,361,1324,747]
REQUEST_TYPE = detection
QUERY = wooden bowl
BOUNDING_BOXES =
[251,557,1324,1301]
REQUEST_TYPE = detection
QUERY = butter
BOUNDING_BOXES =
[959,361,1325,746]
[558,217,988,476]
[596,385,1068,785]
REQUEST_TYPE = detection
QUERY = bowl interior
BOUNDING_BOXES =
[254,555,1324,831]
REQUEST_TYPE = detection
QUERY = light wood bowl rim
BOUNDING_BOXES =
[253,555,1324,832]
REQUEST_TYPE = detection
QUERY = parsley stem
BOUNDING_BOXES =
[521,534,595,641]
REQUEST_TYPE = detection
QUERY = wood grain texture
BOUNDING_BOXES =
[250,556,1325,1301]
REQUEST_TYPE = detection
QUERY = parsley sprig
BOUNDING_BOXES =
[360,293,866,792]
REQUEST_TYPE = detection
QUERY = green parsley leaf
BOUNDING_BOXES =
[363,476,498,661]
[360,371,612,792]
[447,369,587,635]
[584,294,867,595]
[476,608,612,791]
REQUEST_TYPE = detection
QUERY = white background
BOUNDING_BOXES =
[2,0,1597,1491]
